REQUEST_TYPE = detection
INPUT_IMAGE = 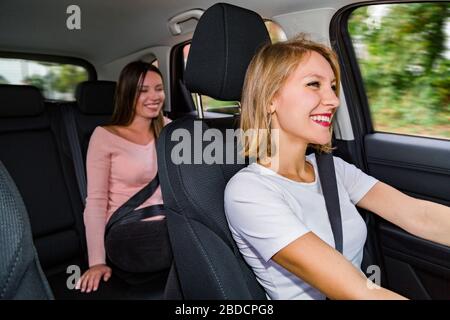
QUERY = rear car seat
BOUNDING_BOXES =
[0,84,168,299]
[67,80,171,298]
[73,81,117,160]
[58,81,118,205]
[0,84,89,298]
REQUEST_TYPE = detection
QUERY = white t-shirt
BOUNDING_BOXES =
[224,153,378,300]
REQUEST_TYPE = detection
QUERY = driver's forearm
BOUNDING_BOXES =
[415,199,450,247]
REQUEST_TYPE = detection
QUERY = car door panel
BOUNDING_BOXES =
[379,223,450,299]
[365,133,450,204]
[364,133,450,299]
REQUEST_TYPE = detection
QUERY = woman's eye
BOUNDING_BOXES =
[307,81,320,88]
[331,85,337,92]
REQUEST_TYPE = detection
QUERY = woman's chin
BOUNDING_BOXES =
[310,135,332,146]
[144,111,160,119]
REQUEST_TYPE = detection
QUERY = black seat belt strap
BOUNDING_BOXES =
[105,174,161,236]
[61,104,87,205]
[316,152,343,254]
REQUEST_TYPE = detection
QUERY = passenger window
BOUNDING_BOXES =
[348,3,449,140]
[0,57,89,101]
[183,19,287,116]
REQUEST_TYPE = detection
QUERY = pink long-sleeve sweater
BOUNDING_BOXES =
[83,124,167,267]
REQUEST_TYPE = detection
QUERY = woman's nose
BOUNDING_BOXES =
[322,88,339,109]
[144,90,157,100]
[150,89,163,100]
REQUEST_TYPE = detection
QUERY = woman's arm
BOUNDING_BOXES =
[84,128,111,267]
[272,232,406,300]
[357,181,450,247]
[77,128,113,293]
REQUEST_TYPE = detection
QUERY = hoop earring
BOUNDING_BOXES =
[266,112,276,160]
[267,112,273,155]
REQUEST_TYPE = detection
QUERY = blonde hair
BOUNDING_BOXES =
[240,34,340,160]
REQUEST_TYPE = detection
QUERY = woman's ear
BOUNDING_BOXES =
[269,92,279,114]
[268,101,276,114]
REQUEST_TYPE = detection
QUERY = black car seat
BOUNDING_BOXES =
[61,80,117,205]
[0,84,168,299]
[73,80,117,161]
[63,81,171,299]
[0,85,89,299]
[157,3,270,299]
[0,160,54,299]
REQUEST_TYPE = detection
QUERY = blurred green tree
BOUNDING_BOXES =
[349,3,449,138]
[51,64,88,93]
[23,74,46,91]
[31,62,88,99]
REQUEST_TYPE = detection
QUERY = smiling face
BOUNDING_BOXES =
[134,70,165,120]
[270,50,339,146]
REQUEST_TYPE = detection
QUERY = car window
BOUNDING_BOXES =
[348,3,449,140]
[183,19,287,116]
[0,57,89,101]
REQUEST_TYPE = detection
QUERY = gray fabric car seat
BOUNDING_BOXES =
[0,160,53,299]
[157,3,270,299]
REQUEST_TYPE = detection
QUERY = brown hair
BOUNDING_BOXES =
[240,34,340,159]
[111,61,165,138]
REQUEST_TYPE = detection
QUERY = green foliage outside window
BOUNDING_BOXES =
[0,59,88,101]
[348,3,449,139]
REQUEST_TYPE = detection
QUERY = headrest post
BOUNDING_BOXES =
[194,93,204,119]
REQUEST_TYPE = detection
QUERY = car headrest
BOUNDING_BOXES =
[0,85,45,118]
[75,81,116,115]
[185,3,270,101]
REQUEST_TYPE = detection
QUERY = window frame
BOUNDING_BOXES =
[169,39,196,116]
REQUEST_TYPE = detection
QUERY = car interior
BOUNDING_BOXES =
[0,0,449,300]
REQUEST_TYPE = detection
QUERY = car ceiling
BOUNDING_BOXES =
[0,0,357,65]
